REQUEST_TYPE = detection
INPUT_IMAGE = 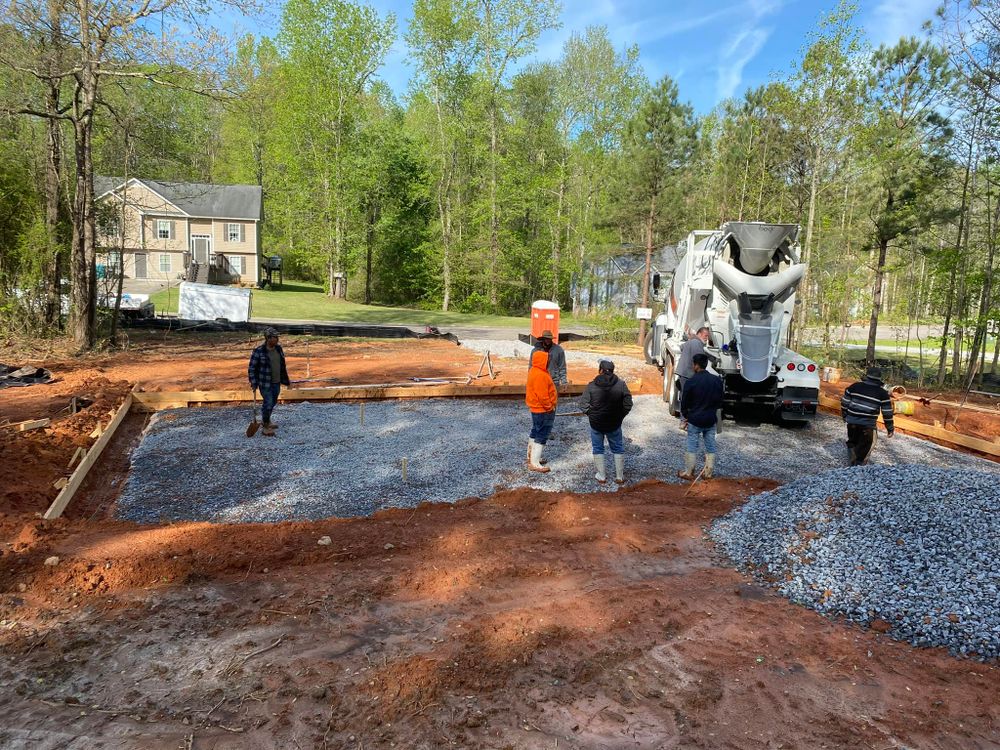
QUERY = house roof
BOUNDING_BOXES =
[95,177,263,220]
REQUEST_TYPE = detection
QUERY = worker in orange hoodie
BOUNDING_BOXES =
[526,349,558,473]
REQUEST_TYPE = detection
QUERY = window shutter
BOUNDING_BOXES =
[169,220,176,240]
[239,224,245,243]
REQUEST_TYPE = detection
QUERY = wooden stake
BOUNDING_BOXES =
[401,457,408,483]
[67,446,86,470]
[360,402,365,426]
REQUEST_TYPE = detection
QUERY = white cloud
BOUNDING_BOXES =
[715,25,772,100]
[865,0,939,47]
[711,0,781,102]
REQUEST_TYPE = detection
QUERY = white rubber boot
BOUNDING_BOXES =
[593,454,607,484]
[614,454,625,484]
[527,438,534,464]
[529,441,550,473]
[704,453,716,479]
[678,452,696,480]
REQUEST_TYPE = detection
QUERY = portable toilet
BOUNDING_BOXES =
[530,300,560,343]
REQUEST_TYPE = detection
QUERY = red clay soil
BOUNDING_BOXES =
[821,381,1000,443]
[3,478,999,749]
[0,378,134,515]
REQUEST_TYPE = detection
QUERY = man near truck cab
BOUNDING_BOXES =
[676,326,711,396]
[528,329,568,386]
[841,367,894,466]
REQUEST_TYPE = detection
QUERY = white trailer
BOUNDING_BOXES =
[645,221,820,422]
[178,282,253,323]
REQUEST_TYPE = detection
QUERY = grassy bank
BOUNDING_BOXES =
[150,281,534,329]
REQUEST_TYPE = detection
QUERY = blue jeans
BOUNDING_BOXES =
[686,422,717,453]
[530,411,556,444]
[590,427,624,455]
[260,382,281,424]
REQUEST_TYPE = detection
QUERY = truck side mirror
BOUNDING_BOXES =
[652,273,661,293]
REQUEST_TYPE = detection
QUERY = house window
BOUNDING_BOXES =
[159,253,171,273]
[227,223,242,242]
[156,220,172,239]
[229,255,244,275]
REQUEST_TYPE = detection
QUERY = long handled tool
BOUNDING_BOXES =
[246,389,260,438]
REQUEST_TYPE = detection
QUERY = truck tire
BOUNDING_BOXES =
[663,358,680,417]
[643,330,655,364]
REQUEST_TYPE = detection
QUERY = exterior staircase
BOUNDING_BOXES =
[191,262,210,284]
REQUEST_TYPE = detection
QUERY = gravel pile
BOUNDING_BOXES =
[711,466,1000,660]
[117,396,997,524]
[459,338,648,379]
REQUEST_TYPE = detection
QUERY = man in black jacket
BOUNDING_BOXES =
[579,359,633,484]
[841,367,894,465]
[679,353,724,479]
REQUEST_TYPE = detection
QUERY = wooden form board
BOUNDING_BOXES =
[43,392,135,520]
[133,383,587,411]
[817,394,1000,458]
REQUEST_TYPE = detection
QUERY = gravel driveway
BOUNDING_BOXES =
[117,395,998,523]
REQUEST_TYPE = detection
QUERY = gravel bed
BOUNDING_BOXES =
[458,338,648,378]
[117,395,997,524]
[710,466,1000,660]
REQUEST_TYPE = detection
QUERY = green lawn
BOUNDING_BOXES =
[150,281,533,328]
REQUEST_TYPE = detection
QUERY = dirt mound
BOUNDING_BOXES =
[3,478,999,749]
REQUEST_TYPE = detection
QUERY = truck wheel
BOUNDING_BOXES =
[643,331,655,364]
[663,358,680,417]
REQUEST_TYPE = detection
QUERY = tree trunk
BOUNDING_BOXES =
[69,69,99,350]
[487,96,499,308]
[364,201,379,305]
[551,159,565,302]
[865,235,889,366]
[936,263,957,387]
[965,176,999,389]
[794,147,820,348]
[44,85,62,328]
[638,195,655,346]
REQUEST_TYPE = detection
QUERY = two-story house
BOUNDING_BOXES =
[95,177,264,285]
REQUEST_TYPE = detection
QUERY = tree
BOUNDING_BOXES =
[1,0,258,348]
[406,0,479,311]
[861,38,956,366]
[276,0,395,298]
[781,2,866,344]
[621,76,697,345]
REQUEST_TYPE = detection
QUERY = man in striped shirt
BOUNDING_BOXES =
[841,367,894,466]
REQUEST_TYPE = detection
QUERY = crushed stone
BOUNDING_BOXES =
[710,466,1000,660]
[116,396,997,524]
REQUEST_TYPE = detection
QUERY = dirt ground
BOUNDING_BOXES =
[2,333,1000,748]
[4,479,1000,749]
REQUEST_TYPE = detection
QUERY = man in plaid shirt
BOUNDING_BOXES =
[248,327,291,435]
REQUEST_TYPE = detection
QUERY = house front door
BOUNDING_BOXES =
[191,235,211,265]
[134,252,147,279]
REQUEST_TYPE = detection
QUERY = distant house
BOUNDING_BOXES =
[95,177,263,286]
[572,243,684,311]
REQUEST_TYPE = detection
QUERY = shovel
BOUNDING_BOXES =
[246,389,260,438]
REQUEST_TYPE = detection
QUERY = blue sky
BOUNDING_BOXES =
[230,0,941,114]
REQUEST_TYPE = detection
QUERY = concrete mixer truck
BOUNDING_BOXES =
[644,221,820,422]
